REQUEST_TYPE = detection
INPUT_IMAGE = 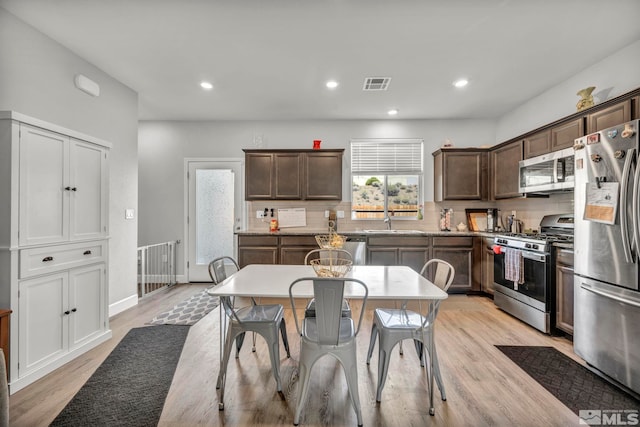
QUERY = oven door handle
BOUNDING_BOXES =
[521,251,546,262]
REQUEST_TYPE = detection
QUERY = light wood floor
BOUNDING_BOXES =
[9,284,584,426]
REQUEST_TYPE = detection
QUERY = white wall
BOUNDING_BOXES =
[0,9,139,312]
[496,39,640,142]
[138,119,496,275]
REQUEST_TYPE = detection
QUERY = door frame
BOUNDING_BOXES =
[183,157,246,282]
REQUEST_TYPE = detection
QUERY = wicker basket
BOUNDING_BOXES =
[315,233,347,249]
[310,258,353,278]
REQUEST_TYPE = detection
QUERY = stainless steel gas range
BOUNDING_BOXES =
[492,214,574,333]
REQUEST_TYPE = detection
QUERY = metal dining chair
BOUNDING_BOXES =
[365,258,454,408]
[289,277,368,426]
[208,256,291,410]
[303,249,353,318]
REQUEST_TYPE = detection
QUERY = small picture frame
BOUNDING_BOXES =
[465,208,488,232]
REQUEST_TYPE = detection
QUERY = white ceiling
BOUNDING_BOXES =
[2,0,640,121]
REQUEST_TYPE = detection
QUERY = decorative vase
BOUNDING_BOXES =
[576,86,596,111]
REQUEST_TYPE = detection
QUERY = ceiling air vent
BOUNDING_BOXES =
[363,77,391,91]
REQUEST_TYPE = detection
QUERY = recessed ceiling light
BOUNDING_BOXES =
[453,79,469,88]
[388,109,399,116]
[326,80,339,89]
[200,81,213,90]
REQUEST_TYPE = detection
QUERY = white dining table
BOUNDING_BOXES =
[207,264,448,415]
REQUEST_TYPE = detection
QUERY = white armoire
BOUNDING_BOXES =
[0,111,112,393]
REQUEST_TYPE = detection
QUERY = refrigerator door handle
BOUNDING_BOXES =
[581,282,640,308]
[633,149,640,260]
[621,148,636,262]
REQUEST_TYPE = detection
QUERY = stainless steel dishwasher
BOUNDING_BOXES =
[343,236,367,265]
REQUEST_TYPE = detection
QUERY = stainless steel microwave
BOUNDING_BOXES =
[519,147,575,194]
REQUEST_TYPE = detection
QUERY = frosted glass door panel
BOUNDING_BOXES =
[187,159,243,282]
[195,169,234,265]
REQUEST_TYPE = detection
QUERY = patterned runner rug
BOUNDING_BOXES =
[149,288,219,325]
[50,325,190,427]
[496,345,640,423]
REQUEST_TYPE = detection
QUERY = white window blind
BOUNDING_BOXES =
[351,139,423,174]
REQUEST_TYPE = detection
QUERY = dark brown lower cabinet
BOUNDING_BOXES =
[431,236,478,294]
[279,235,318,265]
[555,247,574,335]
[237,235,279,267]
[366,236,430,273]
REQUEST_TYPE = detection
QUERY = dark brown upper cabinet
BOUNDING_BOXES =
[551,117,584,151]
[633,96,639,120]
[523,130,551,159]
[587,99,631,134]
[304,150,343,200]
[524,117,585,159]
[490,140,523,199]
[244,149,343,200]
[433,148,488,201]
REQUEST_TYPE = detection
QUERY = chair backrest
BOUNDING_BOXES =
[417,258,455,328]
[208,256,239,285]
[420,258,455,292]
[289,277,368,345]
[208,256,240,319]
[304,248,353,265]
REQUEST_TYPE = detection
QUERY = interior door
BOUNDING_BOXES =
[187,160,244,282]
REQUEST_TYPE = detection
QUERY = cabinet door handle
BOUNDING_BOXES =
[42,256,54,262]
[71,308,77,313]
[71,187,77,191]
[64,310,70,315]
[64,186,71,191]
[83,250,92,255]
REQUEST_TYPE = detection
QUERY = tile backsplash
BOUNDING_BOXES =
[246,192,574,233]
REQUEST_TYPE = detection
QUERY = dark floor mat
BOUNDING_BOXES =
[496,345,640,422]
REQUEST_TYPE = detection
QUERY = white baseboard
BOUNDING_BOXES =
[109,293,138,318]
[177,274,187,283]
[9,330,112,394]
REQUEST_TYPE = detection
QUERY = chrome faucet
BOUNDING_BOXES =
[383,215,392,230]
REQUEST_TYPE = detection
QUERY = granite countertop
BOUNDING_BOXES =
[236,229,497,238]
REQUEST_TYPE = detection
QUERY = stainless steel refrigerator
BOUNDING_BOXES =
[574,119,640,395]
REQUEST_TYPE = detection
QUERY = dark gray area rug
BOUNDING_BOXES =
[496,345,640,418]
[50,325,190,427]
[149,289,219,325]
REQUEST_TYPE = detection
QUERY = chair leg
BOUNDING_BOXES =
[376,343,393,402]
[252,331,257,352]
[218,325,238,409]
[415,339,424,367]
[235,332,246,359]
[341,351,363,426]
[294,358,312,426]
[280,318,291,358]
[366,322,378,365]
[431,343,447,401]
[266,329,283,392]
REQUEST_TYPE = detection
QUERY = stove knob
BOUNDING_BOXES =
[591,154,602,163]
[525,243,532,249]
[533,244,539,250]
[614,150,626,159]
